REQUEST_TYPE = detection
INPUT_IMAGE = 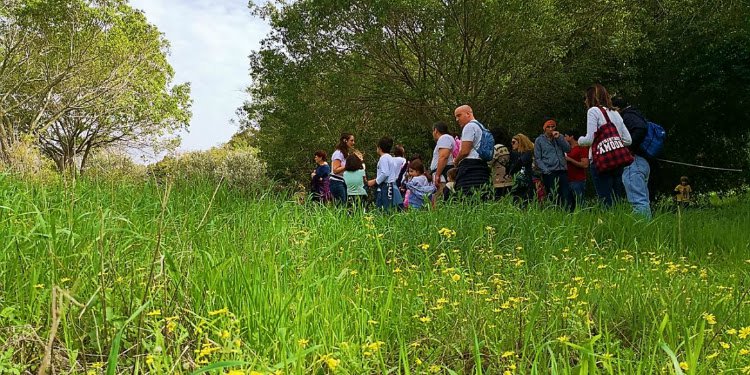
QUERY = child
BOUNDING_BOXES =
[367,137,403,211]
[343,153,368,209]
[444,167,458,199]
[674,176,692,207]
[404,159,436,210]
[310,150,332,202]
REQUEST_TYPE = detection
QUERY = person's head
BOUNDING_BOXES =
[564,130,581,146]
[345,153,363,171]
[542,118,557,138]
[432,121,449,140]
[681,176,689,185]
[394,144,405,158]
[314,150,327,163]
[446,167,458,182]
[336,133,355,155]
[377,136,393,155]
[511,133,534,152]
[585,84,613,109]
[453,105,475,128]
[612,97,630,112]
[408,159,425,177]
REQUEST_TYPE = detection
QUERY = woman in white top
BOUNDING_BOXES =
[330,133,355,206]
[578,84,632,208]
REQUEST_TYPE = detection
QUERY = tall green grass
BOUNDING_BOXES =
[0,173,748,374]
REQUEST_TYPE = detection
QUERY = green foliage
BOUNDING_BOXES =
[245,0,750,190]
[82,149,148,182]
[0,0,191,173]
[150,147,270,193]
[1,177,749,373]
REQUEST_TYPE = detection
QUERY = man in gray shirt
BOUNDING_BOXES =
[453,105,490,197]
[534,118,572,211]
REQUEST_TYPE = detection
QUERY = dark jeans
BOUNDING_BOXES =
[590,163,625,208]
[569,180,586,210]
[541,170,572,211]
[329,179,347,206]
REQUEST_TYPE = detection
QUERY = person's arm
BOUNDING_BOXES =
[332,159,345,175]
[534,139,549,174]
[557,135,571,152]
[454,140,472,165]
[566,155,589,169]
[578,108,598,147]
[434,148,450,186]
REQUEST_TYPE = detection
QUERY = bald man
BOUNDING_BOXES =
[452,105,491,197]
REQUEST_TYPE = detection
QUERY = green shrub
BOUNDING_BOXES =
[150,147,270,192]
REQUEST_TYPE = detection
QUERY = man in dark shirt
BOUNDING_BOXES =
[613,97,651,218]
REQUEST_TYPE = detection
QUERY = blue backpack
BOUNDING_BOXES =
[471,120,495,162]
[640,120,666,158]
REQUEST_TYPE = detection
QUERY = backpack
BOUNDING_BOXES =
[592,107,634,173]
[471,120,495,162]
[451,136,461,160]
[640,121,666,158]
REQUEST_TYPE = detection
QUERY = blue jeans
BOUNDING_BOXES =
[622,155,651,218]
[590,163,625,208]
[541,170,572,211]
[329,179,347,206]
[569,180,586,209]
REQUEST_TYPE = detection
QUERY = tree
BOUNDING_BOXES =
[246,0,750,191]
[0,0,191,172]
[245,0,644,182]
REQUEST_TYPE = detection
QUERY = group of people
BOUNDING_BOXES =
[311,84,662,217]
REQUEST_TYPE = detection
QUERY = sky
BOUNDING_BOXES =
[129,0,271,151]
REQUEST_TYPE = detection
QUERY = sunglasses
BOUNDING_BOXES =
[511,139,518,143]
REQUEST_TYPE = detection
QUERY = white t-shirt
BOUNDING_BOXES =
[393,156,407,175]
[430,134,455,171]
[331,150,346,178]
[461,120,482,160]
[578,107,633,159]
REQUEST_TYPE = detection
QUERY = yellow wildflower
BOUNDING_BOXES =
[739,348,750,356]
[60,277,71,283]
[702,312,717,325]
[451,274,461,282]
[297,338,309,348]
[706,351,720,359]
[146,309,161,317]
[567,287,579,300]
[501,351,515,358]
[146,354,154,365]
[428,364,441,373]
[368,319,378,325]
[323,355,339,370]
[419,316,432,323]
[728,328,738,335]
[418,243,430,251]
[249,371,264,375]
[34,284,44,289]
[209,307,229,316]
[220,330,231,340]
[739,326,750,339]
[557,335,570,343]
[721,342,730,349]
[679,362,688,371]
[227,371,245,375]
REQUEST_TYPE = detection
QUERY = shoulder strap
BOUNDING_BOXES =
[598,106,613,125]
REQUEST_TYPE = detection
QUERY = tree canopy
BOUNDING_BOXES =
[0,0,191,173]
[244,0,749,191]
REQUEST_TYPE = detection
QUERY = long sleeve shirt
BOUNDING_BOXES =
[534,134,571,174]
[375,153,399,184]
[578,107,632,158]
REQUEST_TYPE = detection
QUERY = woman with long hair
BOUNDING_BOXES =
[577,84,632,208]
[330,133,355,205]
[507,133,535,204]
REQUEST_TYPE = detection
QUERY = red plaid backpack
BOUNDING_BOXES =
[592,107,634,173]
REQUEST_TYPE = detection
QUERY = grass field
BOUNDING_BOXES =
[1,174,749,374]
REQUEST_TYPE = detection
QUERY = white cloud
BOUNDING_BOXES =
[129,0,270,151]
